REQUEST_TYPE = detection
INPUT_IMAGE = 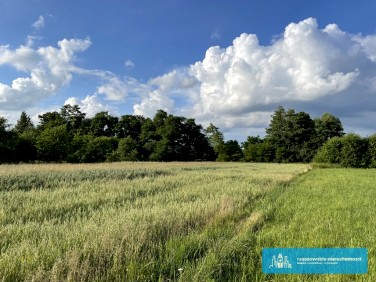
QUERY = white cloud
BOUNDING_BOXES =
[133,69,199,117]
[133,18,376,135]
[3,18,376,139]
[32,15,45,30]
[0,38,92,110]
[97,77,129,101]
[64,94,112,117]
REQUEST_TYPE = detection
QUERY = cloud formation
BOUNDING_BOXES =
[32,16,45,30]
[133,18,376,135]
[64,95,113,117]
[0,38,92,110]
[3,18,376,137]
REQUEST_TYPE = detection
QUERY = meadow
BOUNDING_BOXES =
[0,162,374,281]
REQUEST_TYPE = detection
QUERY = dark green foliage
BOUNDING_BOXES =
[37,111,65,131]
[314,112,344,144]
[36,125,71,162]
[117,136,141,161]
[204,123,226,161]
[368,134,376,168]
[116,115,145,139]
[60,104,86,132]
[313,134,370,168]
[340,133,369,168]
[1,104,373,165]
[313,136,343,164]
[146,111,215,161]
[67,134,93,163]
[80,136,119,163]
[89,111,119,137]
[264,106,316,163]
[14,111,34,133]
[14,131,38,162]
[243,138,275,162]
[221,140,243,161]
[0,117,18,163]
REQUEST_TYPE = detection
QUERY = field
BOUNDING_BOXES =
[0,162,374,281]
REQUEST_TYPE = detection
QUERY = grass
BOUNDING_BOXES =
[1,163,374,281]
[0,162,307,281]
[255,168,376,281]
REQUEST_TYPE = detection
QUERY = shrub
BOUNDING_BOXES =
[313,136,343,164]
[340,133,369,168]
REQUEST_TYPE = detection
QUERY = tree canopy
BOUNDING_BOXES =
[0,104,374,167]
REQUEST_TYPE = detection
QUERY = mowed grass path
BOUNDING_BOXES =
[0,162,307,281]
[257,168,376,282]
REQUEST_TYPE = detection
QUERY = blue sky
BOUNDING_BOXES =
[2,0,376,141]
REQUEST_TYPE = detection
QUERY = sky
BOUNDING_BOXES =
[2,0,376,141]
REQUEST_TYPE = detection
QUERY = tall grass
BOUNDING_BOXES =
[0,162,307,281]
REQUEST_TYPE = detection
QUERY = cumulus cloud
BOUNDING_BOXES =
[133,69,199,117]
[4,17,376,138]
[0,38,92,110]
[0,35,133,112]
[96,77,129,101]
[64,94,113,117]
[133,18,376,135]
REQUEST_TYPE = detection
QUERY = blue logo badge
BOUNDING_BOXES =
[262,248,367,274]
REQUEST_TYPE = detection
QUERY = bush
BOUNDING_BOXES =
[340,133,369,168]
[313,134,371,168]
[313,136,343,164]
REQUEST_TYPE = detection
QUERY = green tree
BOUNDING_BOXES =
[140,118,158,160]
[314,113,344,145]
[265,106,315,162]
[60,104,86,132]
[116,115,146,139]
[367,134,376,168]
[14,131,37,162]
[340,134,369,168]
[37,111,66,131]
[117,136,141,161]
[204,123,226,161]
[150,112,214,161]
[243,137,275,162]
[66,134,92,163]
[222,140,243,161]
[89,112,119,137]
[36,125,71,162]
[313,136,343,164]
[242,136,263,162]
[80,136,119,163]
[14,111,34,134]
[180,118,215,161]
[0,117,12,163]
[258,141,275,162]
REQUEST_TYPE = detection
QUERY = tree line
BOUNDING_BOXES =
[0,104,374,167]
[243,106,376,168]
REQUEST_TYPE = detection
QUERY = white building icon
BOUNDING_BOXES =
[269,253,292,269]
